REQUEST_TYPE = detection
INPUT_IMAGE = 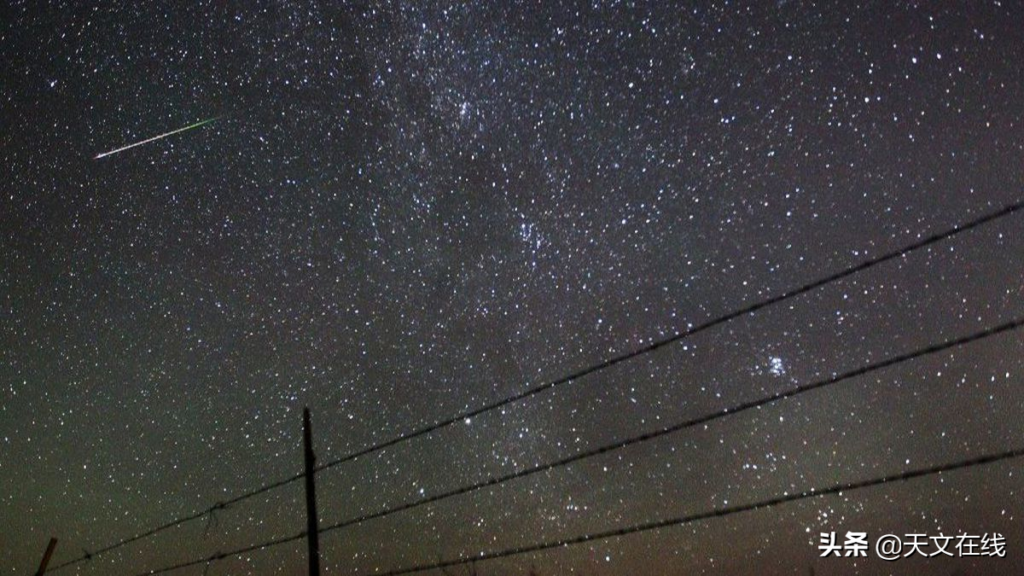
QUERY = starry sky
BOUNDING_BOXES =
[2,1,1023,575]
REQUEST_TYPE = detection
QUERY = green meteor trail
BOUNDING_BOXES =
[94,116,221,159]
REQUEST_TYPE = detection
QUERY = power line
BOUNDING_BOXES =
[377,447,1024,575]
[311,317,1024,537]
[125,316,1023,575]
[306,200,1024,479]
[43,199,1024,573]
[45,472,307,573]
[135,531,308,576]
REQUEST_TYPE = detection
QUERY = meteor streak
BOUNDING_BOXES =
[94,116,221,159]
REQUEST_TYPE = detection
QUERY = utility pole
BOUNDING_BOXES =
[303,407,322,576]
[34,537,58,576]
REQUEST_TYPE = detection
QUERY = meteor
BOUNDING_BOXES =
[94,116,221,160]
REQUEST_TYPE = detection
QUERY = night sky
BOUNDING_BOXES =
[2,1,1023,575]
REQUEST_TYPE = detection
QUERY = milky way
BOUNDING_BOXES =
[2,2,1023,575]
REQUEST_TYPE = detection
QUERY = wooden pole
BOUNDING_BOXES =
[34,537,58,576]
[303,407,322,576]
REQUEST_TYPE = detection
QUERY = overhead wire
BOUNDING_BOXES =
[128,316,1024,575]
[45,198,1024,573]
[377,447,1024,575]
